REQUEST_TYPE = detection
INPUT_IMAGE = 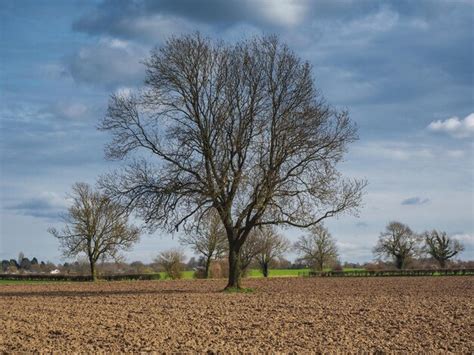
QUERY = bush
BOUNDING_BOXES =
[193,267,207,279]
[155,249,186,280]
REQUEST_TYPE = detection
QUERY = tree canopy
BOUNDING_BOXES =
[99,33,365,288]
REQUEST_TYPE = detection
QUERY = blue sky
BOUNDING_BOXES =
[1,0,473,263]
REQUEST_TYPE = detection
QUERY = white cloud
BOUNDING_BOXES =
[428,113,474,138]
[354,141,435,161]
[256,0,308,27]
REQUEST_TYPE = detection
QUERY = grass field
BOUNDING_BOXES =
[160,268,327,279]
[247,268,309,277]
[246,268,366,277]
[1,268,367,284]
[155,268,367,280]
[158,270,195,279]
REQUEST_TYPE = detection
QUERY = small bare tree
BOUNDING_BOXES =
[99,33,366,288]
[179,210,227,278]
[48,183,140,281]
[17,252,25,266]
[238,230,263,276]
[155,249,186,279]
[255,226,290,277]
[373,221,421,270]
[423,230,464,268]
[294,224,338,271]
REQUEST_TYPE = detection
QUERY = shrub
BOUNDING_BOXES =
[155,249,186,279]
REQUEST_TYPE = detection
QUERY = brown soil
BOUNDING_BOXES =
[0,277,472,352]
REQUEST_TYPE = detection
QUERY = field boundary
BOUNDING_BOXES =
[2,268,473,282]
[304,269,474,277]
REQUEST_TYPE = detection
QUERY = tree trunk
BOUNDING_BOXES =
[318,260,324,272]
[90,260,97,281]
[226,242,241,289]
[205,256,212,279]
[395,256,404,270]
[262,262,269,277]
[439,259,446,269]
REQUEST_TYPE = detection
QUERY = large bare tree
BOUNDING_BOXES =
[423,230,464,268]
[99,33,366,289]
[179,210,227,278]
[255,226,290,277]
[373,221,421,270]
[294,224,338,271]
[48,183,140,281]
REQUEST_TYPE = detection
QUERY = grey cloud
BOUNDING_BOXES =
[451,234,474,260]
[65,39,147,89]
[73,0,312,40]
[74,0,464,40]
[69,1,473,119]
[9,193,68,221]
[336,241,373,262]
[71,1,473,43]
[401,197,430,206]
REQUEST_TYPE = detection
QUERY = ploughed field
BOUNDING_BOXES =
[0,277,472,352]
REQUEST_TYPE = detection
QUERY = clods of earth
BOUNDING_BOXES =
[0,277,472,352]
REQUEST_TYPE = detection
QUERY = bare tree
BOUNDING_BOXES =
[155,249,186,279]
[99,33,366,289]
[423,230,464,268]
[179,210,227,278]
[17,251,25,265]
[294,224,338,271]
[255,226,290,277]
[238,229,264,276]
[373,221,421,270]
[48,183,140,281]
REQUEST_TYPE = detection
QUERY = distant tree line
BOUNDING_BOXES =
[4,218,469,279]
[374,221,465,269]
[1,252,56,274]
[41,184,467,281]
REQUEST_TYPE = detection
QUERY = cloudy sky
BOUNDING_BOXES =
[1,0,473,264]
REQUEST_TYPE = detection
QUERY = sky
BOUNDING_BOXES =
[1,0,473,264]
